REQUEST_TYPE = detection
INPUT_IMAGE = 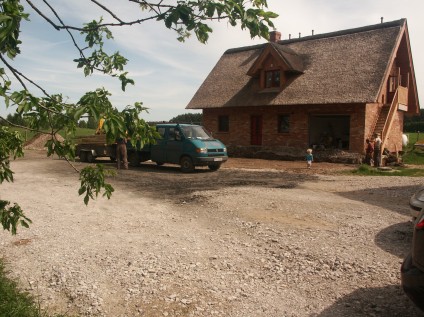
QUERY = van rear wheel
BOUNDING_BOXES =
[79,151,87,162]
[180,156,194,173]
[86,152,95,163]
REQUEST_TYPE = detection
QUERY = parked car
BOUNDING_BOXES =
[409,187,424,219]
[401,208,424,312]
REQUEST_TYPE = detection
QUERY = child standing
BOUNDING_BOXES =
[306,148,313,169]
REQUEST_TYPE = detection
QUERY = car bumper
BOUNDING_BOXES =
[195,156,228,166]
[401,253,424,311]
[409,202,422,219]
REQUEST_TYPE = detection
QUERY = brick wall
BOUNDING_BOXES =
[203,104,371,155]
[385,110,404,152]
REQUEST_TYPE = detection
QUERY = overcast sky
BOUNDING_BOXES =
[1,0,423,121]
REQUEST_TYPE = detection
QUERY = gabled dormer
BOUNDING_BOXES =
[247,32,304,92]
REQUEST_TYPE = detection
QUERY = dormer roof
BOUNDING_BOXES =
[247,42,304,77]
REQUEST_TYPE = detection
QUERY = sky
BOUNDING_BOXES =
[1,0,423,122]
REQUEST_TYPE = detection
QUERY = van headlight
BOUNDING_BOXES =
[223,147,227,152]
[196,147,207,154]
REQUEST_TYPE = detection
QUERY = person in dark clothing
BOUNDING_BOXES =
[365,139,374,165]
[116,137,128,170]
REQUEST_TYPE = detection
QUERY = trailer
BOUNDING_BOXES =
[75,135,117,163]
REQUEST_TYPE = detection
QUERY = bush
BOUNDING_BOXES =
[404,122,424,133]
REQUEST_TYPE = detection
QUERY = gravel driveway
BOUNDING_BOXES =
[1,150,424,317]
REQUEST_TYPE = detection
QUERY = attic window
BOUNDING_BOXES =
[265,70,280,88]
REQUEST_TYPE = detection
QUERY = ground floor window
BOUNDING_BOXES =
[278,114,290,133]
[309,115,350,150]
[218,115,229,132]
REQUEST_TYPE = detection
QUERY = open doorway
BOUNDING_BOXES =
[309,115,350,150]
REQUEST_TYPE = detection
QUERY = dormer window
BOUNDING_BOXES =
[265,70,281,88]
[246,42,304,93]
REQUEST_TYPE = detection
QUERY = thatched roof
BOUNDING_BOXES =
[187,19,406,109]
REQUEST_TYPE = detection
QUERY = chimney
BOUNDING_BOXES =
[312,29,314,36]
[289,34,291,39]
[381,17,384,23]
[269,30,281,42]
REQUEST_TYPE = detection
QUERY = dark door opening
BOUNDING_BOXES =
[309,115,350,150]
[250,115,263,145]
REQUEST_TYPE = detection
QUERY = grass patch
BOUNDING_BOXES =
[349,164,424,177]
[0,259,67,317]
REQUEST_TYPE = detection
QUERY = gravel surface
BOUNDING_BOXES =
[1,150,424,317]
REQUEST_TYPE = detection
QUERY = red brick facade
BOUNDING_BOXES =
[203,103,405,155]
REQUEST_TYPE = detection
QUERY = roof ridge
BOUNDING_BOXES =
[278,18,405,45]
[224,18,405,55]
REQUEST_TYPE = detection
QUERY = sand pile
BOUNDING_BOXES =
[24,133,65,150]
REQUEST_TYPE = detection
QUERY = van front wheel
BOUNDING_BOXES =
[180,156,194,173]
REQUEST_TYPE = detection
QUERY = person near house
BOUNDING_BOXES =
[116,136,128,170]
[306,148,313,169]
[365,139,374,165]
[373,133,382,167]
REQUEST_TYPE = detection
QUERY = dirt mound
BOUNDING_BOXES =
[24,133,65,150]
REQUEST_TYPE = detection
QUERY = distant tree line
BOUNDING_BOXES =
[404,109,424,132]
[2,112,202,129]
[1,113,98,130]
[169,113,202,124]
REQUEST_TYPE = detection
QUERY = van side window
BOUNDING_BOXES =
[157,127,165,138]
[168,128,176,140]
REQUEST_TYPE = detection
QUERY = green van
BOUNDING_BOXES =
[129,123,228,172]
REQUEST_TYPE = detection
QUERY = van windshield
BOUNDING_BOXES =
[180,126,213,140]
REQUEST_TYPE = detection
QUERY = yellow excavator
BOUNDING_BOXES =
[95,118,105,135]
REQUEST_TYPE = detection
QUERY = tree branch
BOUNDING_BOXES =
[90,0,125,23]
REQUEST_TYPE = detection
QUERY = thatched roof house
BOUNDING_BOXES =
[187,19,419,162]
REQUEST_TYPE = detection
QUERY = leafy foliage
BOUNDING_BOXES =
[0,200,31,235]
[79,165,115,205]
[0,126,23,183]
[0,0,277,234]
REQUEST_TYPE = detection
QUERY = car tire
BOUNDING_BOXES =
[180,156,194,173]
[86,152,95,163]
[79,151,87,162]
